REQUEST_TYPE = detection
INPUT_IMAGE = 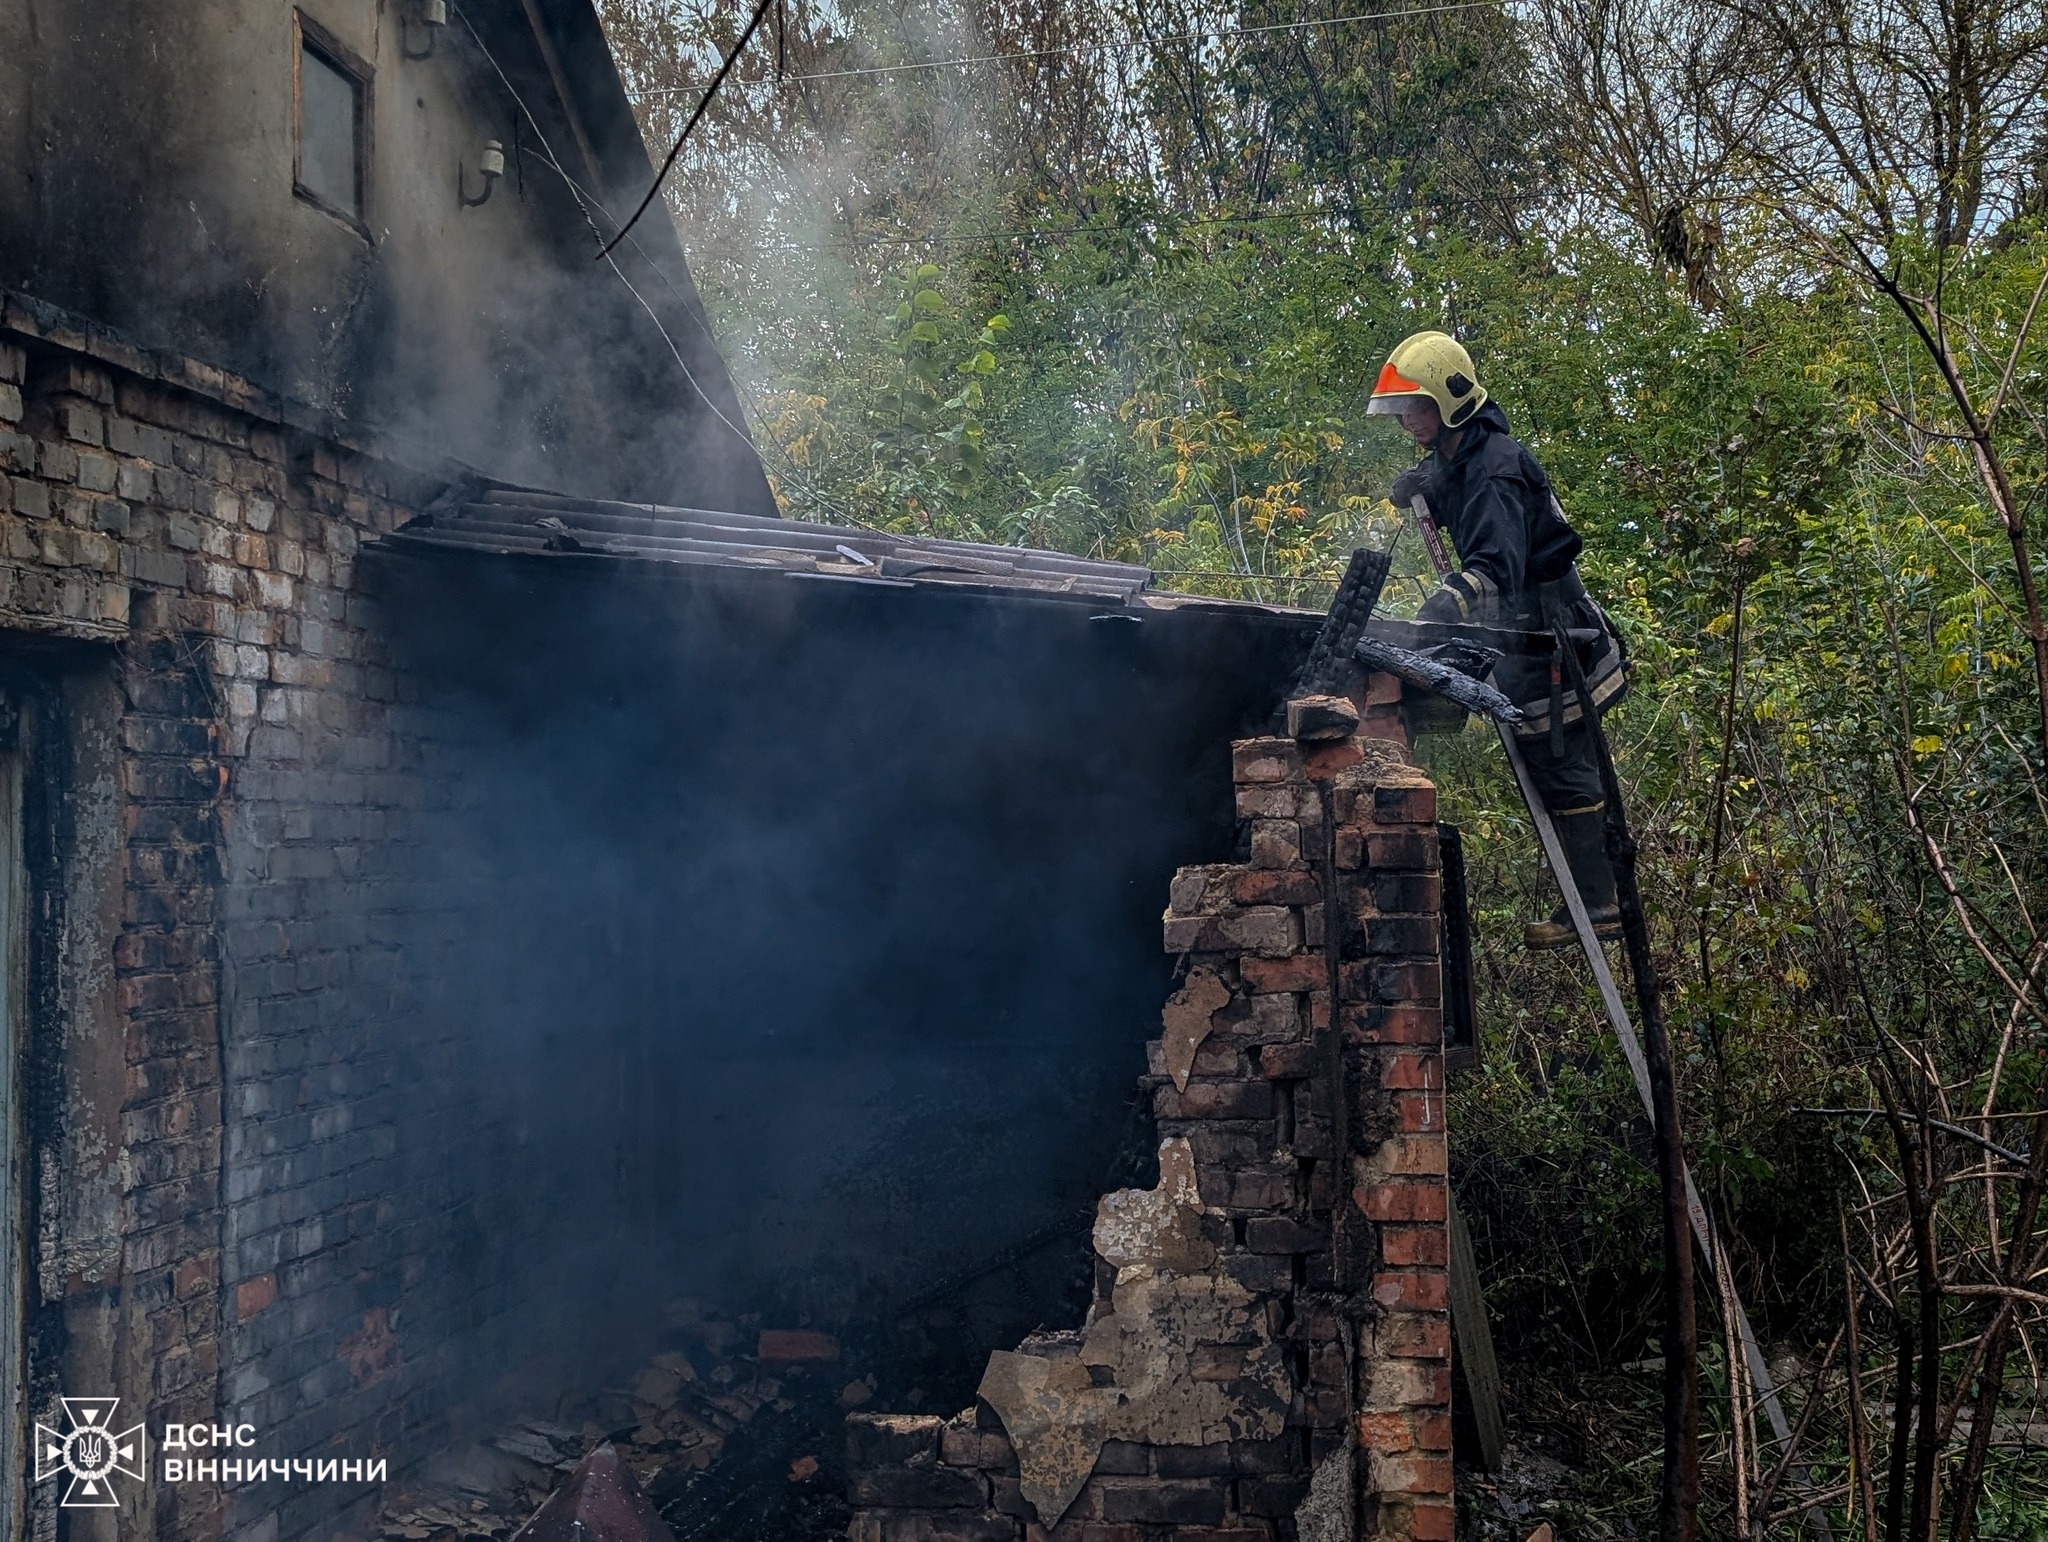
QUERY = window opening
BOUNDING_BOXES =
[294,14,372,229]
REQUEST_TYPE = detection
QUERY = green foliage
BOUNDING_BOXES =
[716,205,2048,1542]
[713,178,2048,1405]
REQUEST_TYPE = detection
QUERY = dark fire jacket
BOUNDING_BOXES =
[1391,401,1627,738]
[1394,401,1581,620]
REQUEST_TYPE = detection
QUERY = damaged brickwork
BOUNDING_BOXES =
[0,300,556,1542]
[847,702,1452,1542]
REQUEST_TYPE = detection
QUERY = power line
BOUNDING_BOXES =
[836,207,1370,246]
[624,0,1496,94]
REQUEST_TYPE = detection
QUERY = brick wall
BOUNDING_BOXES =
[1,303,571,1542]
[845,702,1452,1542]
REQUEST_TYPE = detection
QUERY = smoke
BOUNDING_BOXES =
[595,0,1046,513]
[362,549,1304,1419]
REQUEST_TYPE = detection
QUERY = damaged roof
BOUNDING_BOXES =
[383,487,1319,617]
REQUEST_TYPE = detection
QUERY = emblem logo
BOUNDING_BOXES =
[34,1397,148,1507]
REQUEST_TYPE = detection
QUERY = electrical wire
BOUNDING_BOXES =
[451,3,759,455]
[456,2,1519,537]
[454,7,939,533]
[624,0,1496,92]
[598,0,779,259]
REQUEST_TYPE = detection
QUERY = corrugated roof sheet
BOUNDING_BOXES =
[383,488,1315,618]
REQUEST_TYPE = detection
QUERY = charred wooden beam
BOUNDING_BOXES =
[1353,634,1524,724]
[1289,546,1392,697]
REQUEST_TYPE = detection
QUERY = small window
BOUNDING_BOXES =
[294,13,372,230]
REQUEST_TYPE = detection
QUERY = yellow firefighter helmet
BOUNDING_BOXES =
[1366,330,1488,428]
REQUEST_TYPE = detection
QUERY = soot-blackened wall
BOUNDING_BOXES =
[366,551,1315,1369]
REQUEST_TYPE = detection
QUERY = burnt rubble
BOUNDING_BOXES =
[376,1299,859,1542]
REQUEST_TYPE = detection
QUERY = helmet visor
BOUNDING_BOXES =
[1366,392,1430,416]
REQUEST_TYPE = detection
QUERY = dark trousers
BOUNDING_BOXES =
[1516,716,1606,814]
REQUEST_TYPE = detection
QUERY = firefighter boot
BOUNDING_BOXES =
[1524,808,1622,950]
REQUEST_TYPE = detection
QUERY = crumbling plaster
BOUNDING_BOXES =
[982,1138,1293,1525]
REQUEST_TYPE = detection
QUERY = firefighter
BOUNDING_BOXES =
[1368,329,1629,950]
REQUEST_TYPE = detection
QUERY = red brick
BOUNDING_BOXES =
[1248,821,1302,869]
[1190,1039,1247,1078]
[1380,1226,1448,1267]
[1371,1270,1449,1312]
[117,973,183,1014]
[1372,1454,1452,1495]
[234,1273,276,1320]
[1370,872,1440,913]
[1372,781,1438,824]
[1210,1165,1294,1210]
[1095,1477,1229,1525]
[1245,1215,1327,1253]
[1157,1080,1273,1120]
[1239,955,1321,993]
[1378,1050,1439,1089]
[1411,1412,1453,1451]
[1237,784,1312,819]
[1226,868,1320,906]
[1306,1340,1347,1385]
[1353,1181,1447,1224]
[1363,670,1404,707]
[1343,1005,1443,1046]
[1165,907,1299,957]
[1393,1090,1444,1134]
[1217,992,1303,1040]
[1361,915,1438,956]
[1304,740,1365,778]
[1409,1499,1456,1541]
[1356,1411,1415,1452]
[1365,832,1439,871]
[1359,706,1408,747]
[1373,961,1440,1004]
[1351,1171,1449,1220]
[174,1256,213,1300]
[1372,1135,1447,1176]
[1233,740,1301,784]
[940,1427,1015,1470]
[1259,1042,1317,1079]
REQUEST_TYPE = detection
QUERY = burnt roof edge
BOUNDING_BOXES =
[371,520,1326,626]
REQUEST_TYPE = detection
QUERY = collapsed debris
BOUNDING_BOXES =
[376,1302,852,1542]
